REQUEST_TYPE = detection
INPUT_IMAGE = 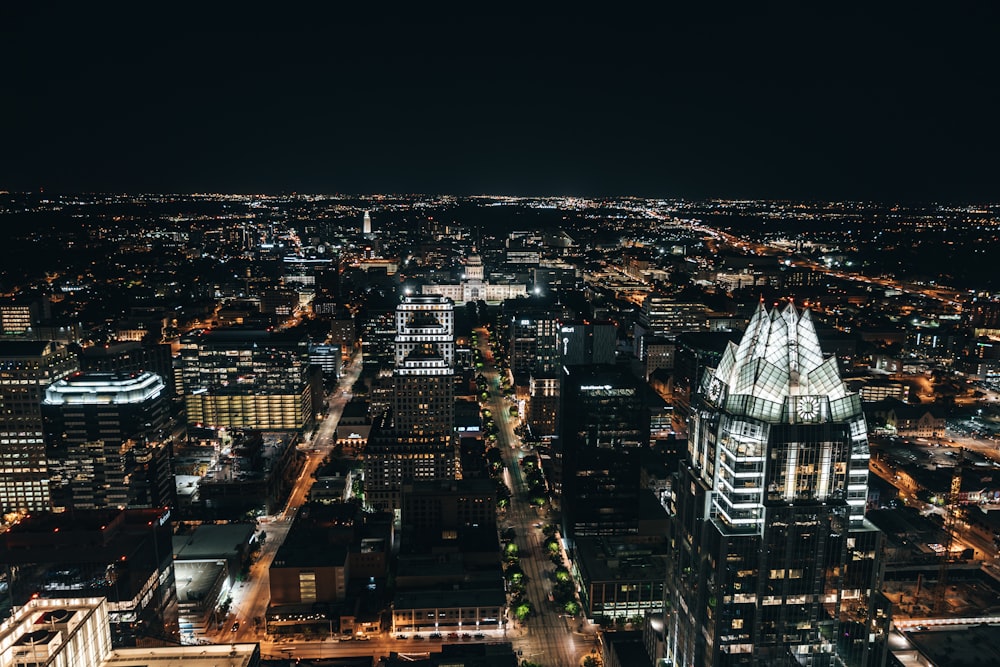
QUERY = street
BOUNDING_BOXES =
[477,327,597,667]
[200,352,364,646]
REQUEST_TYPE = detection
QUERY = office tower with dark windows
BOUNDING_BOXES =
[506,299,569,438]
[559,364,649,550]
[178,327,317,431]
[559,320,617,366]
[664,304,889,667]
[0,340,78,513]
[42,371,173,511]
[365,294,457,512]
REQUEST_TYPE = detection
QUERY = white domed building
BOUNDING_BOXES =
[421,247,526,305]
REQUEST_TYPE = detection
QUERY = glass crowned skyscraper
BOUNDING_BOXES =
[666,303,889,667]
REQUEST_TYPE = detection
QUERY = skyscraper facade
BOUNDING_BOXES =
[392,294,455,435]
[365,294,457,511]
[42,371,173,511]
[559,365,649,548]
[0,340,78,513]
[506,301,567,377]
[665,304,888,667]
[559,320,617,366]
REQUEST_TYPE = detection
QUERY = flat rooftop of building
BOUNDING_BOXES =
[100,643,259,667]
[273,533,349,569]
[80,341,143,356]
[2,507,167,541]
[340,399,370,420]
[0,340,55,356]
[172,523,255,561]
[174,560,227,605]
[604,630,654,667]
[867,507,940,538]
[575,538,667,583]
[396,553,502,581]
[393,587,506,611]
[399,526,499,556]
[384,643,516,667]
[186,326,307,343]
[903,623,1000,667]
[675,330,742,352]
[4,509,122,534]
[0,597,107,649]
[402,477,497,496]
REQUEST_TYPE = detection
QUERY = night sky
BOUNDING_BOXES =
[3,5,999,201]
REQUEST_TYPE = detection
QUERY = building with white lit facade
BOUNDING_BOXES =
[391,295,455,435]
[664,303,889,667]
[0,597,260,667]
[42,371,173,511]
[421,249,526,305]
[365,294,458,511]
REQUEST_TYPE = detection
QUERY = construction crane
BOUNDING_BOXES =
[934,448,964,615]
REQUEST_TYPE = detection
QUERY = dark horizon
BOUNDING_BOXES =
[4,5,999,203]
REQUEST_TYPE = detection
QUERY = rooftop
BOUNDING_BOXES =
[172,523,256,561]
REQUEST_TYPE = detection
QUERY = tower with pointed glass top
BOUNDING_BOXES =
[664,303,889,667]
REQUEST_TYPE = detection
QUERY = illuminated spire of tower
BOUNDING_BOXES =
[363,210,372,236]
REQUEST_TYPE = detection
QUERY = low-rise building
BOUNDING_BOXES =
[867,398,946,438]
[574,538,667,622]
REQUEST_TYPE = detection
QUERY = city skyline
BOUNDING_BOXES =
[3,6,999,202]
[0,191,998,665]
[3,5,1000,663]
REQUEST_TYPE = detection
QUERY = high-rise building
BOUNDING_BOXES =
[42,371,173,511]
[392,294,455,435]
[178,327,317,431]
[559,364,648,549]
[78,340,175,395]
[0,340,78,513]
[506,300,568,378]
[0,298,48,337]
[664,303,889,667]
[365,295,458,511]
[634,293,712,362]
[527,373,560,437]
[559,320,617,366]
[363,209,372,236]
